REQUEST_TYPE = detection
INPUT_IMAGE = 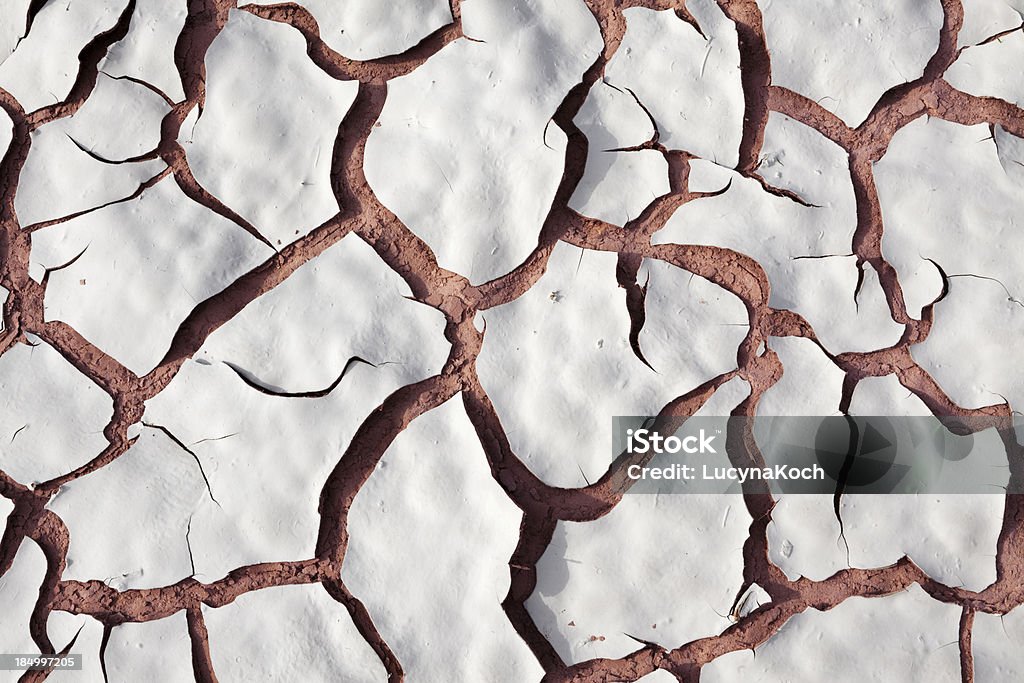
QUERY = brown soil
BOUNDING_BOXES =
[1,1,1022,681]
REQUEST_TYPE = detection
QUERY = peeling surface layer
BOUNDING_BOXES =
[0,0,1023,681]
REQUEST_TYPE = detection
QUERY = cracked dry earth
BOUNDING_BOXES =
[2,0,1024,681]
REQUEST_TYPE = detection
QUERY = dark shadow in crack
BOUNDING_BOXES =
[530,521,575,663]
[223,356,375,398]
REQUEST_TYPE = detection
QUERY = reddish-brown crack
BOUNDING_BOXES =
[185,605,219,683]
[959,606,975,683]
[1,0,1023,680]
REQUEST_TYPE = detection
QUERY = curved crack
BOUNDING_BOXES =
[223,355,376,398]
